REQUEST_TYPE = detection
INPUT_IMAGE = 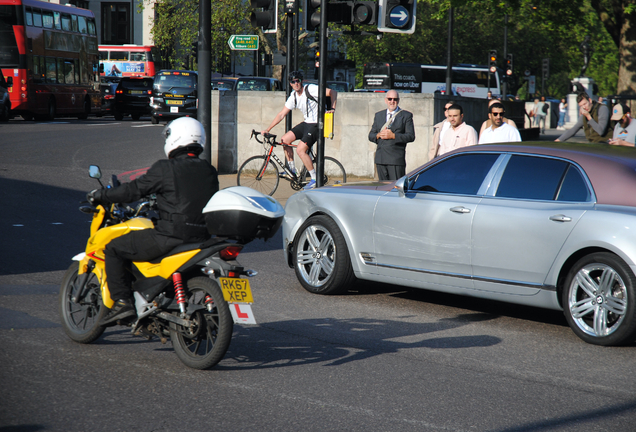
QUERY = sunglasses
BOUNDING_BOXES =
[491,112,505,117]
[386,98,399,102]
[290,79,301,84]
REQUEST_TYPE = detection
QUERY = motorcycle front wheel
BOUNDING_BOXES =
[169,277,233,370]
[59,262,106,344]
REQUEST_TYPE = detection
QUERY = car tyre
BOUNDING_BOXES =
[562,252,636,346]
[131,113,141,121]
[114,111,123,121]
[293,215,355,295]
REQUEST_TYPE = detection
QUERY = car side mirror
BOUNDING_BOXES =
[394,176,409,197]
[89,165,102,179]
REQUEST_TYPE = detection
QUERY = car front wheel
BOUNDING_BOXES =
[563,252,636,346]
[293,215,355,295]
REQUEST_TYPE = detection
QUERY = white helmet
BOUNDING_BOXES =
[163,117,206,158]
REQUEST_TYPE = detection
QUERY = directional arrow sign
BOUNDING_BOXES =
[389,5,409,28]
[228,35,259,51]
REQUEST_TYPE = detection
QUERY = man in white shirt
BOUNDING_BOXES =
[438,104,478,155]
[608,103,636,147]
[429,101,455,160]
[478,102,522,144]
[262,70,337,189]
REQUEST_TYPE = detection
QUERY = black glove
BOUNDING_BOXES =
[87,189,105,206]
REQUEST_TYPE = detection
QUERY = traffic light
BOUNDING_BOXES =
[377,0,416,34]
[542,58,549,79]
[488,49,497,73]
[250,0,279,34]
[305,0,321,31]
[351,1,377,25]
[505,53,513,76]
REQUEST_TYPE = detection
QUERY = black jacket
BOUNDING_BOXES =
[103,154,219,241]
[368,109,416,166]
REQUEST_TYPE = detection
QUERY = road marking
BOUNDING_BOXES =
[132,124,163,128]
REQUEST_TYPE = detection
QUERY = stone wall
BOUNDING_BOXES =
[209,91,504,177]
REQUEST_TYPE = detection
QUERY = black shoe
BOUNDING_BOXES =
[100,298,136,326]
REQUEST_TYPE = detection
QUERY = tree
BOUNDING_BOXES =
[590,0,636,95]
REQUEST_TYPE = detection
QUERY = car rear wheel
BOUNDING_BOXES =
[293,215,355,295]
[562,252,636,346]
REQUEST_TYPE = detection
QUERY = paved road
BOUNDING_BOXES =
[1,117,635,432]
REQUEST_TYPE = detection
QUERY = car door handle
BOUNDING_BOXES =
[450,206,471,214]
[550,214,572,222]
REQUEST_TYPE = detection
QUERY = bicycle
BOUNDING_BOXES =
[237,130,347,196]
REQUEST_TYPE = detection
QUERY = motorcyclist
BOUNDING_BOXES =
[87,117,219,325]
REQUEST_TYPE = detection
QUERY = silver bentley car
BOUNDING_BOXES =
[282,142,636,346]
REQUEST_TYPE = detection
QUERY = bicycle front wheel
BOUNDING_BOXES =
[237,156,280,196]
[322,157,347,186]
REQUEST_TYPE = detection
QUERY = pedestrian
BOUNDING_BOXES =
[478,102,522,144]
[479,98,517,140]
[429,100,455,160]
[608,103,636,147]
[86,118,219,325]
[487,90,493,100]
[261,70,337,190]
[437,103,478,156]
[555,92,611,143]
[368,90,415,180]
[533,96,548,133]
[558,98,567,129]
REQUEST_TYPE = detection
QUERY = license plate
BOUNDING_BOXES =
[166,100,183,105]
[219,277,253,303]
[170,107,179,113]
[130,90,143,94]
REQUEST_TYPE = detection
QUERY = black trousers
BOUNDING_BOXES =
[376,164,405,181]
[104,229,182,301]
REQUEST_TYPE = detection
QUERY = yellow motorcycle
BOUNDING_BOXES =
[60,165,284,369]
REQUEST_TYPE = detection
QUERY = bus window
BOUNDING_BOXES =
[110,51,128,61]
[25,8,33,26]
[72,15,78,32]
[57,58,65,83]
[45,57,57,83]
[53,12,61,30]
[78,16,87,34]
[64,60,75,84]
[61,14,72,31]
[99,51,108,60]
[130,52,145,62]
[42,11,54,29]
[33,9,42,27]
[87,19,96,35]
[31,56,44,84]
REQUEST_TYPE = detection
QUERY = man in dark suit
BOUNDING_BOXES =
[368,90,416,180]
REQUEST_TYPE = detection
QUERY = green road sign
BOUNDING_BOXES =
[228,35,259,51]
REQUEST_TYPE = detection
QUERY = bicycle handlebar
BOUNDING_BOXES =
[251,129,276,144]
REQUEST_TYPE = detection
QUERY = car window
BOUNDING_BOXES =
[410,153,499,195]
[120,78,153,89]
[556,165,591,202]
[237,79,269,91]
[496,155,568,200]
[154,73,196,89]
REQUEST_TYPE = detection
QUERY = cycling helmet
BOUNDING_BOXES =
[163,117,205,158]
[289,70,304,82]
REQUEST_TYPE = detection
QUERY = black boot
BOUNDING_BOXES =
[100,298,136,325]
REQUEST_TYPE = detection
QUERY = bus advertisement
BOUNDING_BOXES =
[99,45,161,78]
[0,0,101,120]
[363,62,501,99]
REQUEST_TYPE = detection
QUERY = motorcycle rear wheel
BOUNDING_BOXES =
[59,262,106,344]
[169,277,233,370]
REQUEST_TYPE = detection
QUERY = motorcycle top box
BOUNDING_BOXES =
[203,186,284,240]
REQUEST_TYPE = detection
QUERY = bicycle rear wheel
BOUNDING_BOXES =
[237,156,280,196]
[322,157,347,185]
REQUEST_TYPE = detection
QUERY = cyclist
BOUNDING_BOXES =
[261,71,337,190]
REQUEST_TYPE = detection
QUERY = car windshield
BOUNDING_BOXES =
[328,82,349,92]
[154,73,197,90]
[236,79,269,91]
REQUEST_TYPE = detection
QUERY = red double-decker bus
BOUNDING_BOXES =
[99,45,161,78]
[0,0,101,120]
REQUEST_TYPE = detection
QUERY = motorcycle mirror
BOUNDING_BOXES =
[89,165,102,179]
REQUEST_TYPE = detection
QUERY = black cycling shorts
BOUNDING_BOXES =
[290,122,319,146]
